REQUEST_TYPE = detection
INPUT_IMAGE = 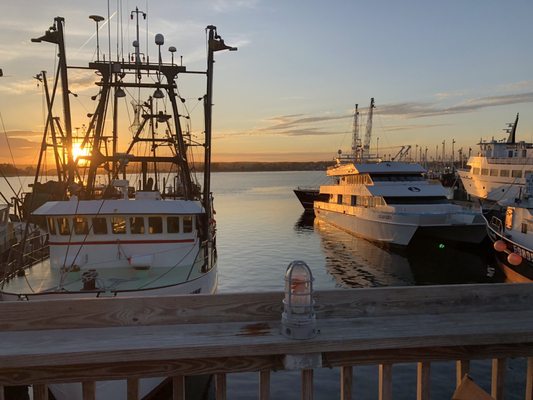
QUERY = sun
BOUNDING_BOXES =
[72,143,91,163]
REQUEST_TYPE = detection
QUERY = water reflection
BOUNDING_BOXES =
[309,216,503,288]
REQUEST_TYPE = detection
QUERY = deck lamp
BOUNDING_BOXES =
[153,88,164,99]
[281,260,317,340]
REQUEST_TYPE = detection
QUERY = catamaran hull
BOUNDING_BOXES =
[314,204,486,247]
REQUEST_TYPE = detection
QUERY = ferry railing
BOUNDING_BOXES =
[0,283,533,400]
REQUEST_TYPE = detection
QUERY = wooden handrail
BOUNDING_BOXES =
[0,283,532,399]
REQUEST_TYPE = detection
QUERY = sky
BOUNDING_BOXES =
[0,0,533,166]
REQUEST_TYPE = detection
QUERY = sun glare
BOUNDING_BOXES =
[72,143,91,163]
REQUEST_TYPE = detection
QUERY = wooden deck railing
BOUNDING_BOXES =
[0,283,533,399]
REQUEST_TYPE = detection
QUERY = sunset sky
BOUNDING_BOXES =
[0,0,532,166]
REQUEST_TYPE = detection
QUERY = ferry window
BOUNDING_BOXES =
[512,170,522,178]
[148,217,163,234]
[111,217,127,234]
[183,216,193,233]
[522,223,527,234]
[481,169,489,176]
[508,150,513,157]
[500,170,509,177]
[490,169,498,176]
[57,217,70,236]
[167,216,180,233]
[92,217,108,234]
[472,168,480,175]
[523,150,527,157]
[73,217,89,235]
[350,195,356,206]
[47,217,57,235]
[130,217,145,234]
[337,194,343,204]
[525,170,533,178]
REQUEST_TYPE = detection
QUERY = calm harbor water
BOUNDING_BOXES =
[0,171,526,399]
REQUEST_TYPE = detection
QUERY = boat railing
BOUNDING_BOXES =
[490,216,504,234]
[0,230,49,283]
[1,282,533,399]
[485,157,533,166]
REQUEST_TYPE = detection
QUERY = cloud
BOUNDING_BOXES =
[212,0,259,13]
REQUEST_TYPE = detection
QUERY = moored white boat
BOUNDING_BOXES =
[458,114,533,203]
[0,9,235,399]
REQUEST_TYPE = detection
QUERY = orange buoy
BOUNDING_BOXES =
[493,240,507,252]
[507,252,523,266]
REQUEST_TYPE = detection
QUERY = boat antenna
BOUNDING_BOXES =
[89,15,105,61]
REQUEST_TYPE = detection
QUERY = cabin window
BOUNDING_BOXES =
[525,170,533,178]
[480,169,489,176]
[92,217,108,234]
[167,216,180,233]
[111,217,126,234]
[523,150,527,157]
[57,217,70,236]
[73,217,89,235]
[512,170,522,178]
[337,195,343,205]
[508,150,513,157]
[489,169,498,176]
[183,216,193,233]
[47,217,57,235]
[351,195,357,206]
[148,217,163,234]
[500,169,510,177]
[472,168,480,175]
[130,217,145,234]
[522,223,528,234]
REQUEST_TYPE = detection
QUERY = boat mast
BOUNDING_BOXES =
[203,26,236,236]
[351,104,361,162]
[363,97,375,159]
[32,17,75,185]
[506,113,519,144]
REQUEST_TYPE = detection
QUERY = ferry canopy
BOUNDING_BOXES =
[327,162,426,176]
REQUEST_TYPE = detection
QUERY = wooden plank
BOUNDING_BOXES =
[215,373,226,400]
[340,366,352,400]
[379,364,392,400]
[2,283,533,331]
[455,360,470,388]
[33,384,48,400]
[301,369,313,400]
[82,381,96,400]
[259,369,270,400]
[417,362,430,400]
[0,386,3,400]
[172,375,185,400]
[127,378,139,400]
[3,309,533,373]
[491,358,506,400]
[527,357,533,400]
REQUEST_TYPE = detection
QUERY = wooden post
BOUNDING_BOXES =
[302,369,314,400]
[340,366,353,400]
[0,385,3,400]
[526,358,533,400]
[417,362,430,400]
[215,373,227,400]
[33,384,48,400]
[379,364,392,400]
[127,378,139,400]
[456,360,470,388]
[172,375,185,400]
[491,358,506,400]
[82,381,96,400]
[259,369,270,400]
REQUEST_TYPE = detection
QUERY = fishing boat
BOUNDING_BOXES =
[485,173,533,282]
[0,10,234,399]
[457,114,533,203]
[314,99,486,247]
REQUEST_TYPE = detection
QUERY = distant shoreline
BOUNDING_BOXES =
[0,161,333,177]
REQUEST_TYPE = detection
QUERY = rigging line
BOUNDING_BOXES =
[74,12,117,57]
[0,112,23,192]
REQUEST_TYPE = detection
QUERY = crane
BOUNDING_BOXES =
[363,97,375,157]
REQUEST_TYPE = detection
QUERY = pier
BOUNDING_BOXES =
[0,283,532,399]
